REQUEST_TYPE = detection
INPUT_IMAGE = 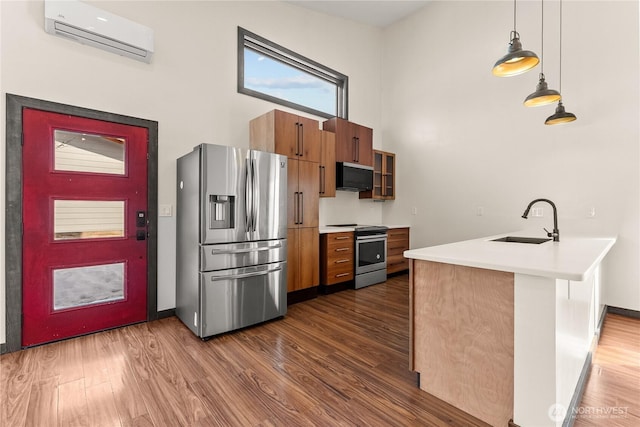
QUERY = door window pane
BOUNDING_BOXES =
[54,129,125,175]
[54,200,125,240]
[53,263,125,310]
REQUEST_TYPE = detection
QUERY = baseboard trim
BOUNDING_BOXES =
[607,305,640,319]
[0,342,7,355]
[287,287,318,305]
[596,305,608,343]
[562,349,593,427]
[157,309,176,319]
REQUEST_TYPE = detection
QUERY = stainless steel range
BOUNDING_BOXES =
[329,224,388,289]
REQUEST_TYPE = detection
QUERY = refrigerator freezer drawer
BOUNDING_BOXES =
[200,261,287,337]
[200,239,287,271]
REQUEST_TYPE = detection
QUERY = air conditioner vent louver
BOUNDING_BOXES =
[53,22,148,59]
[44,0,154,63]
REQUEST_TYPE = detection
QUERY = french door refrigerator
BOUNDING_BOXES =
[176,143,287,338]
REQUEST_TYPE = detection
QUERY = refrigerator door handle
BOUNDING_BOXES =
[209,266,282,281]
[209,243,283,255]
[251,158,258,232]
[245,159,251,232]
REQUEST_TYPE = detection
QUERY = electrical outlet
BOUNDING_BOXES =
[411,207,418,215]
[476,206,484,216]
[588,207,596,218]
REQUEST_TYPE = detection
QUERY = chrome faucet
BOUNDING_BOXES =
[522,198,560,242]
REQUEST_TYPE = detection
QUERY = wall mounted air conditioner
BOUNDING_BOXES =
[44,0,154,63]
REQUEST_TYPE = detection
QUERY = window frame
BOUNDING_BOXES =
[237,27,348,119]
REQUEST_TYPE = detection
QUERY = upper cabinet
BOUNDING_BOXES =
[250,110,321,163]
[360,150,395,200]
[322,118,373,167]
[319,131,336,198]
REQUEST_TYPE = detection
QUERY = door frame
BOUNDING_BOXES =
[4,93,159,353]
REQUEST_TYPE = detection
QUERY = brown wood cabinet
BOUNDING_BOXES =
[287,160,319,228]
[250,110,321,162]
[360,150,395,200]
[386,227,409,274]
[322,117,373,167]
[288,227,319,292]
[320,232,354,286]
[250,109,321,298]
[319,131,336,198]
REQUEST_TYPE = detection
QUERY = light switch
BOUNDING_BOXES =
[159,204,173,217]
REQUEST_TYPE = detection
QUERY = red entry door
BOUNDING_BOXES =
[22,108,148,347]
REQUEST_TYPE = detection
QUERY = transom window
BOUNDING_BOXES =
[238,27,348,119]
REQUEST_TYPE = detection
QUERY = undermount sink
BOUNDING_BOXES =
[491,236,552,244]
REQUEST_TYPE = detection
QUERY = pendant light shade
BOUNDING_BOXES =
[545,0,577,125]
[493,31,540,77]
[545,101,576,125]
[524,74,561,107]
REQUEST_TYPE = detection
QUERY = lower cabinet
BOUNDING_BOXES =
[320,231,354,286]
[287,227,319,293]
[387,227,410,274]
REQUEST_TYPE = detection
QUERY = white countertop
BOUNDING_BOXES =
[319,224,410,234]
[404,232,616,281]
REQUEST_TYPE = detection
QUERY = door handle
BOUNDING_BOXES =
[136,230,146,241]
[356,137,360,163]
[319,165,325,194]
[210,243,283,255]
[294,192,299,224]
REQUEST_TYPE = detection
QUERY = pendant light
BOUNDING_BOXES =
[545,0,577,125]
[492,0,540,77]
[524,0,561,107]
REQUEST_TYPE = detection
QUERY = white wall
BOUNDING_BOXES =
[0,0,383,344]
[381,1,640,311]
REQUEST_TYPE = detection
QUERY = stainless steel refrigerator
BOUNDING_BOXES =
[176,143,287,338]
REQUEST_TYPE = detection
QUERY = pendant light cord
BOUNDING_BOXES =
[559,0,563,93]
[540,0,544,74]
[513,0,517,31]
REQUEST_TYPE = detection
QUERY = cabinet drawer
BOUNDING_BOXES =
[387,228,409,241]
[324,262,354,285]
[325,245,354,258]
[325,232,354,244]
[388,247,406,257]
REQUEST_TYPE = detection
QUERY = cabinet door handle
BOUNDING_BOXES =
[295,122,301,156]
[336,273,350,278]
[335,259,350,264]
[352,136,357,162]
[334,236,350,240]
[299,192,304,225]
[300,123,304,157]
[335,248,349,252]
[294,192,299,224]
[319,165,325,194]
[356,137,360,163]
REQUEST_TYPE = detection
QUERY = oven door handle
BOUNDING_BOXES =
[356,234,387,241]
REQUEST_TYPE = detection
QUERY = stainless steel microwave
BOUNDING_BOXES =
[336,162,373,192]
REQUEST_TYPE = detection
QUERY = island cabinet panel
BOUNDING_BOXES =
[410,260,514,427]
[386,227,409,274]
[322,117,373,167]
[250,109,321,162]
[320,232,354,286]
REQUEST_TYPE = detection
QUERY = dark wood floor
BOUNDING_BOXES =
[1,275,638,426]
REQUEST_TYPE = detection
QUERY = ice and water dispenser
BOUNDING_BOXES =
[209,195,234,229]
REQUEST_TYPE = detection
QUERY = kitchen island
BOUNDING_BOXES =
[404,233,616,427]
